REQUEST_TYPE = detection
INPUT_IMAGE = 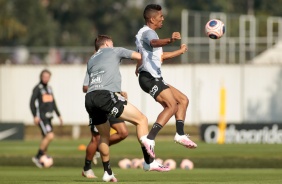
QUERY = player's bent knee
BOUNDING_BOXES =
[169,102,178,114]
[101,134,110,140]
[91,135,99,143]
[140,114,148,125]
[46,132,54,141]
[181,96,189,107]
[173,104,178,114]
[119,130,129,140]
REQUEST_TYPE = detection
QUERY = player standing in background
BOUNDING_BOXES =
[30,69,63,168]
[81,72,129,178]
[135,4,197,165]
[85,35,169,182]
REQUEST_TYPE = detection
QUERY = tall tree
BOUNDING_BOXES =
[0,0,27,45]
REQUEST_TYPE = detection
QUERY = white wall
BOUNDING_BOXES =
[1,64,282,125]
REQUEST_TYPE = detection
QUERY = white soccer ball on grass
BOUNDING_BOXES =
[118,158,131,169]
[180,159,194,170]
[163,159,176,170]
[40,155,53,168]
[131,158,142,169]
[155,158,164,165]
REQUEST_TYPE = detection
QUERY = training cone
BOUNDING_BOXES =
[78,144,86,151]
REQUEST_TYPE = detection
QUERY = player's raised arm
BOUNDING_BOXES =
[131,51,142,60]
[150,32,181,47]
[162,44,188,61]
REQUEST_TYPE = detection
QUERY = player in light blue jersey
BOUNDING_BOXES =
[135,4,197,161]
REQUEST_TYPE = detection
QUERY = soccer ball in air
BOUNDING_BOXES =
[205,19,225,39]
[118,158,131,169]
[163,159,176,170]
[40,155,53,168]
[180,159,194,170]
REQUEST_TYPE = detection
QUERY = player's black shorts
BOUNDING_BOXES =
[38,118,53,136]
[138,71,169,99]
[85,90,127,125]
[90,116,125,134]
[108,116,124,125]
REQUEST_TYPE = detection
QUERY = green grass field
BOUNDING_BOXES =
[0,137,282,183]
[1,137,282,168]
[1,167,281,184]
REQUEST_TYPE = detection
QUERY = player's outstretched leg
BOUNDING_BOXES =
[32,156,43,168]
[82,131,99,178]
[143,159,170,172]
[102,171,118,182]
[32,132,54,168]
[140,145,169,172]
[143,88,178,155]
[169,84,197,149]
[140,135,155,158]
[95,122,117,182]
[119,102,156,158]
[82,169,97,178]
[174,133,197,148]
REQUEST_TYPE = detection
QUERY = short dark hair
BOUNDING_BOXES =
[40,69,51,80]
[94,35,112,51]
[143,4,162,21]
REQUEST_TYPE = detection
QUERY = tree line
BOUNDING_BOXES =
[1,0,282,47]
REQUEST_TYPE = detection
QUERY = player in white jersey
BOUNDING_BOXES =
[135,4,197,158]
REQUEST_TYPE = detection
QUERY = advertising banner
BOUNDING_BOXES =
[200,123,282,144]
[0,122,24,140]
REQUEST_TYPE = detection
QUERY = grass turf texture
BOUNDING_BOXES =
[1,166,282,184]
[0,137,282,168]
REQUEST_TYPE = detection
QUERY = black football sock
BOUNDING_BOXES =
[147,122,163,140]
[84,159,92,171]
[176,120,185,135]
[102,160,112,175]
[141,147,154,164]
[36,149,44,159]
